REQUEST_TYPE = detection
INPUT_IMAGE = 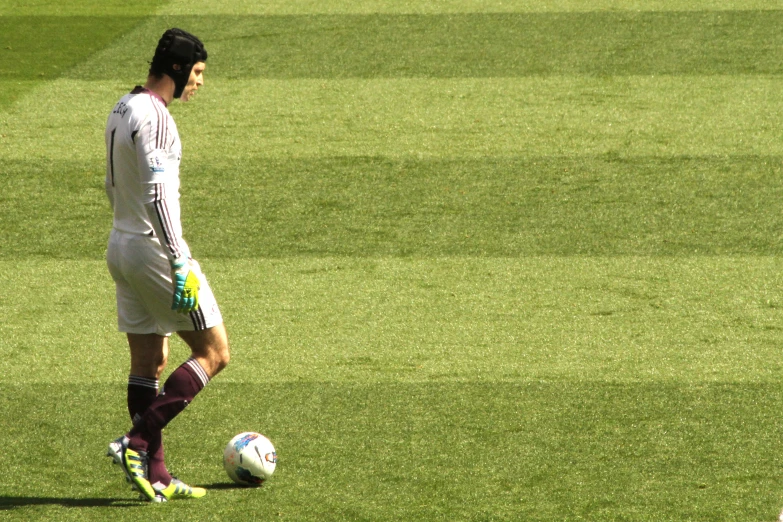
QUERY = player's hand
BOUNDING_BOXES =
[171,258,200,313]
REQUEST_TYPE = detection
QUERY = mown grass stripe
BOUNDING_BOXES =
[0,15,156,109]
[1,381,781,519]
[2,155,781,259]
[52,11,783,80]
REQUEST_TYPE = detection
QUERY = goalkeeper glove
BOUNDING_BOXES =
[171,257,200,313]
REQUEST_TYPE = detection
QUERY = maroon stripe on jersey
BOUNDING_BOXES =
[151,98,167,150]
[159,107,167,149]
[152,183,182,259]
[151,100,160,148]
[158,103,166,150]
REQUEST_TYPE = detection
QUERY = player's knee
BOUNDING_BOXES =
[204,339,230,376]
[211,326,230,372]
[138,353,167,379]
[215,344,230,372]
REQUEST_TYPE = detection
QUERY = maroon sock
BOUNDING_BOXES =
[128,358,209,454]
[127,376,158,423]
[127,376,171,485]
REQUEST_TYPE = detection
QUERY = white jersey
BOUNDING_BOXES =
[105,86,189,263]
[105,86,222,334]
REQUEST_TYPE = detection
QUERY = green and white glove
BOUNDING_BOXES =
[171,257,200,313]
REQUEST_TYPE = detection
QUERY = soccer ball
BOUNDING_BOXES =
[223,432,277,486]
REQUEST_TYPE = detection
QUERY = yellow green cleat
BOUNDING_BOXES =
[153,478,207,501]
[121,445,158,502]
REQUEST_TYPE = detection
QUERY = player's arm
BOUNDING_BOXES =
[135,116,200,313]
[145,178,189,266]
[105,171,115,210]
[104,121,116,210]
[144,179,200,314]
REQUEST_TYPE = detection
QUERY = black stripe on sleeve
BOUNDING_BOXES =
[109,128,116,187]
[152,183,182,259]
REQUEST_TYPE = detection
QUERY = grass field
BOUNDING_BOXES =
[2,0,783,520]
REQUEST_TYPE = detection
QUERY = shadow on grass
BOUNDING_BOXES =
[0,497,140,510]
[0,485,258,509]
[198,482,263,490]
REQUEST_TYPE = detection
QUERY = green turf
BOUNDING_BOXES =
[0,0,166,16]
[2,381,782,521]
[4,257,783,384]
[3,0,783,520]
[56,12,783,80]
[5,155,783,259]
[0,14,158,109]
[3,257,783,521]
[154,0,783,15]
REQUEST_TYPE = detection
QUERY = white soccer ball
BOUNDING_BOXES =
[223,432,277,486]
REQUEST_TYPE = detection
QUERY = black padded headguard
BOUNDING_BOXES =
[149,28,208,99]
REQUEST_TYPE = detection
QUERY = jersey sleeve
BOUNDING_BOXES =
[145,182,190,265]
[134,111,190,266]
[134,110,171,186]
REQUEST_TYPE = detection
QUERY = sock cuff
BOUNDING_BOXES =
[128,375,159,390]
[184,358,210,388]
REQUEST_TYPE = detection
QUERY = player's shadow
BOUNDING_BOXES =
[197,482,260,490]
[1,485,255,508]
[0,497,140,510]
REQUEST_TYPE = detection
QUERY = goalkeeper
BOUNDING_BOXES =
[103,28,230,502]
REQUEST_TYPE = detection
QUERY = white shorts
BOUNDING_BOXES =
[107,229,223,336]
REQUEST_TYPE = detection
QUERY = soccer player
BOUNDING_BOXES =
[103,28,230,502]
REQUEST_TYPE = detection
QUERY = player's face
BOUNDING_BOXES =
[181,62,206,102]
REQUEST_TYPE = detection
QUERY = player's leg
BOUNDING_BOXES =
[125,324,229,500]
[126,333,171,486]
[107,233,172,499]
[177,322,230,378]
[108,333,168,464]
[128,323,229,449]
[125,257,227,449]
[108,333,174,498]
[114,239,224,500]
[128,333,169,380]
